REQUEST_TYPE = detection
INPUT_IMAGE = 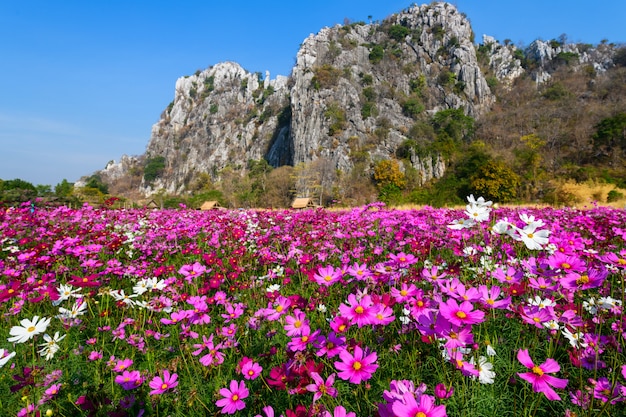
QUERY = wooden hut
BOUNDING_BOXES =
[200,200,222,210]
[291,197,318,209]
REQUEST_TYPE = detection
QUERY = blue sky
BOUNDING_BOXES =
[1,1,624,187]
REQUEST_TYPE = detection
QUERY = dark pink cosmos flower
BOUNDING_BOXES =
[334,345,378,384]
[438,298,485,327]
[517,349,568,400]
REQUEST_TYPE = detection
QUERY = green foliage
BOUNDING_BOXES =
[402,96,425,118]
[324,102,347,136]
[542,82,570,100]
[409,75,426,96]
[360,73,374,86]
[555,51,579,65]
[432,108,475,143]
[0,178,37,202]
[369,45,384,64]
[311,64,342,90]
[362,86,376,101]
[83,174,109,195]
[54,179,74,197]
[593,112,626,152]
[388,24,410,42]
[143,156,167,184]
[361,101,376,119]
[210,103,219,114]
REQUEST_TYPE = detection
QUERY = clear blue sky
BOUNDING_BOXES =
[1,1,624,187]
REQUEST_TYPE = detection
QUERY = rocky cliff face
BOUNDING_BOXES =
[93,2,620,196]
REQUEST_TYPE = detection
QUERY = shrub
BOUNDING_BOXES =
[607,189,624,202]
[388,25,410,42]
[369,45,384,64]
[311,64,342,90]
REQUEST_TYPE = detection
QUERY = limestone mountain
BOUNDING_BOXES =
[88,2,622,200]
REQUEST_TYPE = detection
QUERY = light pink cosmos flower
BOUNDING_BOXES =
[517,349,568,400]
[306,372,337,402]
[148,369,179,395]
[438,298,485,327]
[334,345,378,384]
[216,379,248,414]
[178,262,206,282]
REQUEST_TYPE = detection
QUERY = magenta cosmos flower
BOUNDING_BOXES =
[392,392,447,417]
[216,379,249,414]
[148,370,178,395]
[438,298,485,327]
[517,349,568,400]
[334,345,378,384]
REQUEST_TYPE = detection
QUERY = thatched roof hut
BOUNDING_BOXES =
[291,197,318,209]
[200,200,222,210]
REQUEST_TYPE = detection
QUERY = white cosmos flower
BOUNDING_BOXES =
[447,218,476,230]
[518,224,550,250]
[38,332,66,360]
[465,203,491,223]
[0,348,16,367]
[467,194,493,207]
[266,284,281,293]
[470,356,496,384]
[8,316,51,344]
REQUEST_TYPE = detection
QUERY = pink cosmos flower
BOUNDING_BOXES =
[314,265,342,286]
[148,369,179,395]
[517,349,568,400]
[306,372,337,402]
[323,406,356,417]
[241,359,263,380]
[115,370,143,390]
[334,345,378,384]
[284,309,309,337]
[178,262,206,282]
[339,293,377,327]
[112,358,133,372]
[391,392,447,417]
[216,379,248,414]
[438,298,485,327]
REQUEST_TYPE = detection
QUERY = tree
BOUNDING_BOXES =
[373,159,406,204]
[470,159,520,202]
[54,179,74,197]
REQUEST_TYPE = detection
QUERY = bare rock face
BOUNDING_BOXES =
[141,62,291,194]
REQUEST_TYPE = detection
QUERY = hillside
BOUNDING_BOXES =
[82,2,626,208]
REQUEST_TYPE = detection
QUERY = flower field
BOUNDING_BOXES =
[1,198,626,417]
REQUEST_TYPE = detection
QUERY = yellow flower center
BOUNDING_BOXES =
[161,383,168,390]
[400,290,407,296]
[532,366,544,376]
[294,320,302,328]
[353,361,362,371]
[561,263,571,270]
[417,300,424,307]
[232,394,239,401]
[301,336,309,343]
[487,299,494,305]
[577,275,590,285]
[456,311,467,319]
[415,413,427,417]
[27,326,35,333]
[324,275,332,282]
[354,306,364,314]
[618,258,626,265]
[275,305,283,313]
